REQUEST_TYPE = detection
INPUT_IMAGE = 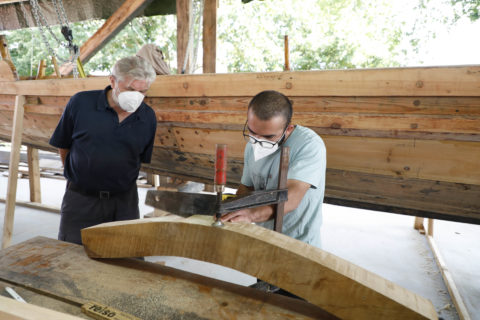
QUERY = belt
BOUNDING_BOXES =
[67,182,125,200]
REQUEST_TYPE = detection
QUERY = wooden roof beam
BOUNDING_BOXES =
[60,0,154,76]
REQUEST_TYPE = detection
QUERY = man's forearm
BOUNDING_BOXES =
[58,148,69,166]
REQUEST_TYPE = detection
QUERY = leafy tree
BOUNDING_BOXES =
[450,0,480,21]
[2,0,475,77]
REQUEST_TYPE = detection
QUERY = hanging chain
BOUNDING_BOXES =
[29,0,80,77]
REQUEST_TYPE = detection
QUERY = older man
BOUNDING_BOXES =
[221,90,326,248]
[49,56,157,245]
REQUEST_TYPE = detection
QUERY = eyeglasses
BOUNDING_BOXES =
[242,121,288,149]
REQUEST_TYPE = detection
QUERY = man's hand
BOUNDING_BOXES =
[59,148,70,166]
[220,208,257,223]
[221,179,311,224]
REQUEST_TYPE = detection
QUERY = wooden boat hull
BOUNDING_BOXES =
[0,66,479,223]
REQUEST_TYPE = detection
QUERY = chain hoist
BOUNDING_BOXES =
[27,0,80,78]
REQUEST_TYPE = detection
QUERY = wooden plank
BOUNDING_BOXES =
[155,110,480,137]
[0,237,336,319]
[203,0,217,73]
[26,146,41,203]
[426,235,471,320]
[157,129,480,185]
[1,95,24,249]
[2,66,480,96]
[0,296,84,320]
[0,198,59,213]
[82,215,438,320]
[176,0,190,73]
[325,169,480,223]
[60,0,154,76]
[172,127,246,157]
[147,96,480,115]
[324,135,480,185]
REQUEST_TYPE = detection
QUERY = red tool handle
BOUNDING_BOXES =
[215,144,227,186]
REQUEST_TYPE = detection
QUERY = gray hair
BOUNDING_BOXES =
[111,56,156,84]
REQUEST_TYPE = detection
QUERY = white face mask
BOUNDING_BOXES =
[251,138,280,161]
[116,90,145,113]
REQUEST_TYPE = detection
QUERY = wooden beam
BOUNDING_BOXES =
[426,235,471,320]
[203,0,217,73]
[0,35,18,81]
[36,60,46,79]
[176,0,191,73]
[414,217,425,233]
[59,0,154,76]
[0,60,15,82]
[1,95,24,249]
[82,215,438,320]
[0,296,84,320]
[0,237,336,319]
[0,198,59,213]
[0,35,12,60]
[2,66,480,96]
[27,146,41,203]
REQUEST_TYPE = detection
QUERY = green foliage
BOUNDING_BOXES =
[1,0,473,77]
[450,0,480,21]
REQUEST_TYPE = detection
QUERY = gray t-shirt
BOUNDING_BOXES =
[241,125,326,247]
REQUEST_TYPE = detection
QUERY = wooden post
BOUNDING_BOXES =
[1,95,25,249]
[413,217,425,234]
[284,35,290,71]
[146,172,160,187]
[27,146,41,203]
[203,0,217,73]
[427,218,434,237]
[36,60,46,79]
[51,56,62,78]
[176,0,191,73]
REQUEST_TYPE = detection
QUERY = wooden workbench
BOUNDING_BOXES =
[0,237,335,319]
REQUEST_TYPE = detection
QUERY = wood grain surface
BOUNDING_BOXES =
[82,215,438,320]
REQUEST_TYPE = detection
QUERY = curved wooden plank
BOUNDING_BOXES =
[81,215,438,320]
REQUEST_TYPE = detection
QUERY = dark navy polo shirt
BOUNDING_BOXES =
[49,86,157,193]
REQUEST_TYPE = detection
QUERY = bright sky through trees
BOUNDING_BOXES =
[3,0,479,76]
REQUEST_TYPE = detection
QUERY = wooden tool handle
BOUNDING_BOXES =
[214,144,227,186]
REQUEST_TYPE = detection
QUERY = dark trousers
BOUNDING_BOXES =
[58,183,139,245]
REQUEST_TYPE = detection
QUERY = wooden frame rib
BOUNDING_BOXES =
[82,215,438,320]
